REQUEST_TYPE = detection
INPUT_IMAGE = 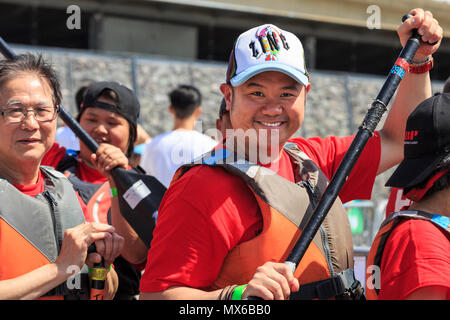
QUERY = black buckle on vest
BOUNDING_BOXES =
[290,269,365,300]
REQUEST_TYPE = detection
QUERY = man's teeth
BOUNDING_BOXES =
[260,122,282,127]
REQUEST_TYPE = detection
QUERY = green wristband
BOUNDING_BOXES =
[231,284,248,300]
[109,187,118,198]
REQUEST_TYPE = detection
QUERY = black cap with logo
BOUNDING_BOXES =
[386,93,450,188]
[79,81,140,130]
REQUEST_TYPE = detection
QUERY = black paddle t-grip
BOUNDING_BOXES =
[402,13,438,46]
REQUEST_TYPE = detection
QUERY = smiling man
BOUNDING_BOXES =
[140,8,443,300]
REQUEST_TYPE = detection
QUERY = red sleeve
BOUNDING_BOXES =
[75,191,88,218]
[139,165,262,293]
[42,142,66,168]
[288,131,381,203]
[379,219,450,300]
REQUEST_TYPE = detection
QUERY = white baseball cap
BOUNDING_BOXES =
[226,24,309,87]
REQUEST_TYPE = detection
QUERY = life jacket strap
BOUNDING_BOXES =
[290,269,365,300]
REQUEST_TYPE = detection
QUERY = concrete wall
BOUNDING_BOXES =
[12,44,445,206]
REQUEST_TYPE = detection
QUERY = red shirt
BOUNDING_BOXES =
[41,142,66,168]
[140,133,381,293]
[42,143,107,184]
[12,171,45,197]
[379,218,450,300]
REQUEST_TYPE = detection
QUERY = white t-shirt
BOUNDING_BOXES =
[55,126,80,151]
[140,129,218,188]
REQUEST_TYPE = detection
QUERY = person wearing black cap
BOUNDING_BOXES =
[385,75,450,216]
[366,93,450,300]
[42,81,146,300]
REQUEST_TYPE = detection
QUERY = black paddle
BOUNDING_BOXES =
[247,14,423,300]
[0,38,166,248]
[87,244,106,300]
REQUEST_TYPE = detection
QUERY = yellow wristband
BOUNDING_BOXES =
[87,264,112,281]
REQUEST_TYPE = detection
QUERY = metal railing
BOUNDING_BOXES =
[345,199,387,291]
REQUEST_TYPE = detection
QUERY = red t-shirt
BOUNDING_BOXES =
[385,187,412,218]
[12,168,87,214]
[41,142,66,168]
[42,143,107,184]
[379,218,450,300]
[140,133,381,293]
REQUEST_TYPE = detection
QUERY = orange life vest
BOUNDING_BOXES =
[366,210,450,300]
[0,166,87,299]
[173,143,364,300]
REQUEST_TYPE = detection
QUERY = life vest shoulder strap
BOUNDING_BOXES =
[186,144,354,288]
[56,149,79,174]
[189,146,323,231]
[374,210,450,270]
[381,210,450,233]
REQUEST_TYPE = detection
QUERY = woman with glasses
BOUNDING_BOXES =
[0,54,123,300]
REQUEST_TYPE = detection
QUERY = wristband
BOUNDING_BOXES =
[231,284,248,300]
[109,187,118,198]
[87,264,112,280]
[409,56,433,74]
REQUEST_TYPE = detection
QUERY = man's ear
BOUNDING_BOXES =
[220,83,232,112]
[305,82,311,94]
[215,118,222,131]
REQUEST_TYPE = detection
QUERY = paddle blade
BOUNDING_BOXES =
[111,168,167,248]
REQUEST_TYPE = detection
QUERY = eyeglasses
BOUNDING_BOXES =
[0,106,59,123]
